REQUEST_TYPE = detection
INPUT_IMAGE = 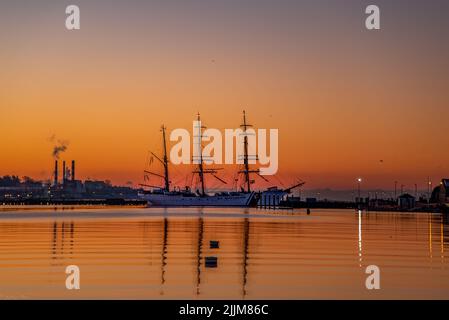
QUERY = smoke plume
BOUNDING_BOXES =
[48,135,69,159]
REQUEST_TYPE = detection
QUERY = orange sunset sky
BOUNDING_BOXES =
[1,0,449,190]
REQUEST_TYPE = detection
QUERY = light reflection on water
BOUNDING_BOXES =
[0,207,448,299]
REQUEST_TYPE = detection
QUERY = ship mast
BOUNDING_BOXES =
[242,111,252,192]
[196,113,206,196]
[161,125,170,192]
[139,125,171,192]
[239,110,262,193]
[192,113,227,196]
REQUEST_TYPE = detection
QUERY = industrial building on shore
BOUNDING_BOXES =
[0,160,142,205]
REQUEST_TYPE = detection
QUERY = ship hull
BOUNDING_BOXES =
[140,192,256,207]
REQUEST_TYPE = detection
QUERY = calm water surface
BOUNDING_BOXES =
[0,207,448,299]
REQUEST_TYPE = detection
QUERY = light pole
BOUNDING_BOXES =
[357,178,362,204]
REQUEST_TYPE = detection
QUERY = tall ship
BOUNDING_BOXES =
[138,112,259,207]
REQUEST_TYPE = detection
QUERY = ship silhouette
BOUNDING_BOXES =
[138,111,303,207]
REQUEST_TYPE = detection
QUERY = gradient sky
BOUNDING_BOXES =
[1,0,448,190]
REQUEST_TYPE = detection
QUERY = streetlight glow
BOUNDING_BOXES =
[356,178,363,207]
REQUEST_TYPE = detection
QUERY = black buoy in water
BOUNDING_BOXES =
[205,256,218,268]
[210,240,219,249]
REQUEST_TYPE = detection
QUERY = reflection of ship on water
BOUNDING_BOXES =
[139,111,303,207]
[157,214,252,297]
[48,215,256,297]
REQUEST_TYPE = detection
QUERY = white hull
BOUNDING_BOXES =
[140,192,256,207]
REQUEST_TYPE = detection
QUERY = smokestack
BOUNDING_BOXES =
[62,161,66,184]
[54,160,58,186]
[71,160,75,181]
